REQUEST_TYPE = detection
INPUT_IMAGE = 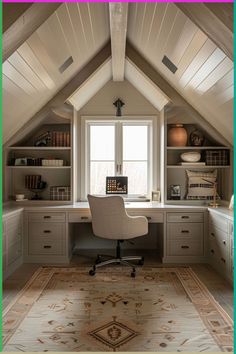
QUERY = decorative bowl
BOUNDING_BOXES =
[180,151,201,162]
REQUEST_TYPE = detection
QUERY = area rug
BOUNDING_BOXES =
[3,266,233,352]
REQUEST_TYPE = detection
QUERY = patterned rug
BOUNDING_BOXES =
[3,266,233,352]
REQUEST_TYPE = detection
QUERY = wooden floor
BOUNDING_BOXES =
[3,250,234,319]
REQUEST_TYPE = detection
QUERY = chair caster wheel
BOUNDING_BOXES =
[131,270,136,278]
[89,269,96,276]
[138,257,144,265]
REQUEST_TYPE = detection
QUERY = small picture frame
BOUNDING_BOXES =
[229,195,234,210]
[170,185,181,200]
[152,190,160,202]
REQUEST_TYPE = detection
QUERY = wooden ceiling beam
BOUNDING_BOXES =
[5,42,111,148]
[3,3,61,62]
[109,2,128,81]
[175,3,233,60]
[126,41,231,146]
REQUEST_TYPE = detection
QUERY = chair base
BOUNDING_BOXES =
[89,240,144,277]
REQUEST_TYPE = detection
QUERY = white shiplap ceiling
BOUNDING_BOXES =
[127,2,234,144]
[3,2,110,144]
[3,2,234,145]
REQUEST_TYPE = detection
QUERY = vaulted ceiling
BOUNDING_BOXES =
[3,2,233,145]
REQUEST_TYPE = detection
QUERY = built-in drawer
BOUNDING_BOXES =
[68,212,92,223]
[8,240,22,265]
[28,223,65,240]
[128,211,164,223]
[8,227,22,246]
[209,224,229,251]
[29,238,63,256]
[209,239,229,272]
[6,213,22,234]
[209,213,228,232]
[168,223,203,241]
[167,212,204,223]
[28,212,66,223]
[169,240,203,256]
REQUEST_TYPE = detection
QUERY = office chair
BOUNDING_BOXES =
[87,194,148,277]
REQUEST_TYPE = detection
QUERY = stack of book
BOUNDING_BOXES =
[25,175,42,189]
[51,131,70,147]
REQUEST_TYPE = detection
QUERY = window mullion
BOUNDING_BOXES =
[115,122,123,175]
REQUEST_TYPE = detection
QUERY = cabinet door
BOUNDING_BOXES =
[229,221,234,280]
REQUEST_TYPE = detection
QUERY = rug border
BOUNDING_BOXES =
[2,266,233,352]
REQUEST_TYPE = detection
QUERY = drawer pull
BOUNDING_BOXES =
[221,257,226,263]
[81,216,89,220]
[181,245,189,249]
[43,245,52,249]
[222,240,226,245]
[210,249,215,254]
[181,216,189,219]
[146,216,152,220]
[44,230,51,233]
[44,216,51,219]
[211,232,215,237]
[181,230,189,234]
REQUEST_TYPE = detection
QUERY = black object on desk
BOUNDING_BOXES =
[106,176,128,195]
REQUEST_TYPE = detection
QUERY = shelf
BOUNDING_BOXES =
[7,166,72,169]
[167,165,230,169]
[7,146,71,150]
[166,146,230,150]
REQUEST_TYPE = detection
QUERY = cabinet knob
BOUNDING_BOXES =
[221,257,226,263]
[43,245,52,249]
[211,232,215,237]
[181,216,189,219]
[44,216,51,219]
[44,230,51,233]
[223,240,226,245]
[210,249,215,254]
[181,230,189,234]
[181,245,189,249]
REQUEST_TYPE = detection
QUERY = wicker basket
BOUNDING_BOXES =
[205,150,229,166]
[50,186,71,200]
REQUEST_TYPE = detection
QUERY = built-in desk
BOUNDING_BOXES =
[2,202,233,283]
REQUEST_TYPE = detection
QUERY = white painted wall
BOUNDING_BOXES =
[75,80,161,201]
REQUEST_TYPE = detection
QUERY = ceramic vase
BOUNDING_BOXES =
[168,124,188,147]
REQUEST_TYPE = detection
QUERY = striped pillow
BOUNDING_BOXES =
[186,170,219,200]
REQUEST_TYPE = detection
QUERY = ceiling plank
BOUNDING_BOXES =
[126,41,231,146]
[3,3,61,62]
[175,3,233,61]
[5,42,111,148]
[109,2,128,81]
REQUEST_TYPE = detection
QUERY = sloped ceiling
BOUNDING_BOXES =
[127,2,233,144]
[3,2,233,145]
[3,3,110,144]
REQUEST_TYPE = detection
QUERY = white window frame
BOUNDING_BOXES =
[80,116,158,201]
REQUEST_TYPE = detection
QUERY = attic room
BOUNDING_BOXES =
[2,2,234,352]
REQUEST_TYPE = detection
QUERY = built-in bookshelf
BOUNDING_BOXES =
[5,117,73,203]
[164,113,232,204]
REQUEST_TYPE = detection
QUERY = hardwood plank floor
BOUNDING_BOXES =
[3,250,233,319]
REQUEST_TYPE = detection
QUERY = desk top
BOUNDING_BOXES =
[3,201,233,221]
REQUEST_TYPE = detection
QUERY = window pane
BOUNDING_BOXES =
[123,125,148,160]
[90,162,115,194]
[90,125,115,160]
[123,162,147,195]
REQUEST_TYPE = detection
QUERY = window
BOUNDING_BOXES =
[81,118,156,199]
